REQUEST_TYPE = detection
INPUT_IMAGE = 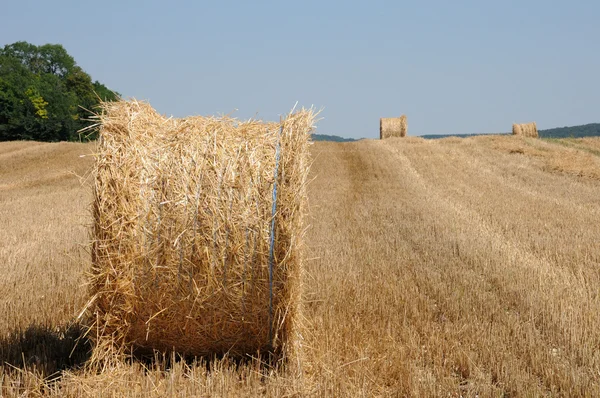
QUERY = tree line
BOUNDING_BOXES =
[539,123,600,138]
[0,41,119,142]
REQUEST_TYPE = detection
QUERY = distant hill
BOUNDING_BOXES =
[311,123,600,142]
[421,123,600,140]
[421,133,488,140]
[311,134,357,142]
[539,123,600,138]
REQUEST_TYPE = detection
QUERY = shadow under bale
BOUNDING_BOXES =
[0,322,91,378]
[128,344,285,373]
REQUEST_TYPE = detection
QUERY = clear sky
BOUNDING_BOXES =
[1,1,598,138]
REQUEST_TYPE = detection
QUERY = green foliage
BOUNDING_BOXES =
[25,87,49,119]
[93,80,119,102]
[0,41,119,142]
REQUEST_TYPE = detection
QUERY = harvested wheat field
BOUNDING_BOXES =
[2,135,600,396]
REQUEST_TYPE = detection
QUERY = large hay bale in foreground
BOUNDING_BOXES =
[88,100,315,360]
[380,115,407,139]
[512,122,538,138]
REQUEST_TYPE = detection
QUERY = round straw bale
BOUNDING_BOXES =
[88,100,315,360]
[512,122,538,138]
[380,115,407,139]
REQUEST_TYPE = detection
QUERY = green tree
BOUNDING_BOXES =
[0,55,31,140]
[0,41,119,141]
[1,42,75,78]
[38,43,76,77]
[93,80,119,102]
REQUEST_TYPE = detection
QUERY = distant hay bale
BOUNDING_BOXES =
[380,115,407,139]
[512,122,538,138]
[87,100,315,360]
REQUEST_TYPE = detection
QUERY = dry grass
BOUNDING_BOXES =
[512,122,538,138]
[547,137,600,158]
[380,115,407,139]
[0,141,94,378]
[486,135,600,180]
[88,100,315,362]
[2,136,600,396]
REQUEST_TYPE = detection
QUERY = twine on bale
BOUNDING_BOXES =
[268,125,283,348]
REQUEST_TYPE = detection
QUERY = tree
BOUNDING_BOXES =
[38,44,76,77]
[0,41,119,141]
[0,55,32,140]
[93,80,119,102]
[1,42,75,78]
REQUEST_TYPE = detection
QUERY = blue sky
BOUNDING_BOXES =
[1,1,598,138]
